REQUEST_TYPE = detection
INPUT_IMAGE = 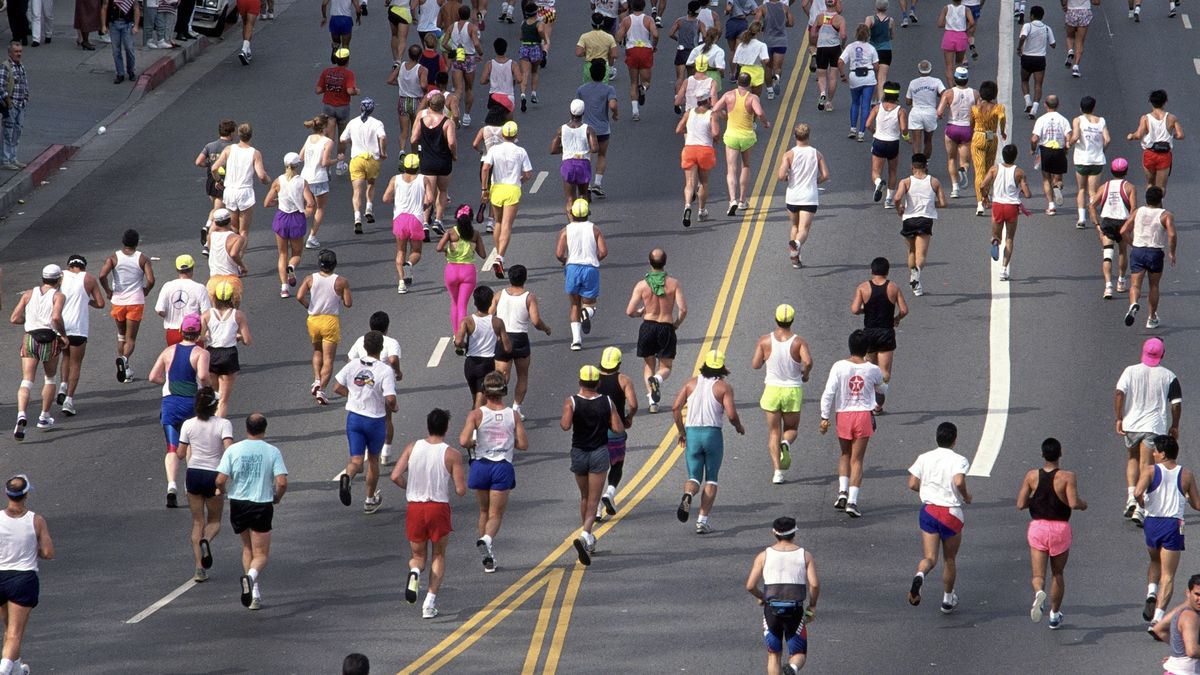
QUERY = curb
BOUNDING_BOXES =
[0,144,79,218]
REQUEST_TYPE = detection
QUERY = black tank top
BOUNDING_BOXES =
[418,116,452,162]
[571,394,611,450]
[863,279,894,330]
[596,372,626,424]
[1029,468,1071,521]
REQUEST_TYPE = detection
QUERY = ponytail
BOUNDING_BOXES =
[455,204,476,240]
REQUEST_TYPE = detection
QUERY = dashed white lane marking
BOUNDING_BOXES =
[427,336,450,368]
[529,171,549,194]
[126,580,197,624]
[1193,57,1200,75]
[1182,13,1191,28]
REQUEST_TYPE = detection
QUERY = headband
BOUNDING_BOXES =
[6,474,30,498]
[772,527,797,537]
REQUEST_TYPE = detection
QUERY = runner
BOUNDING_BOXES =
[1029,94,1069,215]
[177,387,232,583]
[617,0,658,121]
[387,45,428,158]
[1126,89,1185,197]
[394,408,467,617]
[1061,0,1096,78]
[480,120,533,279]
[201,282,250,418]
[595,346,637,522]
[516,2,547,112]
[1017,6,1054,118]
[865,1,893,105]
[678,93,719,227]
[413,92,457,233]
[672,350,745,534]
[1091,157,1134,298]
[339,98,387,235]
[459,371,527,572]
[317,49,360,143]
[905,421,972,614]
[193,118,235,249]
[205,208,246,308]
[726,0,759,60]
[444,5,482,126]
[1120,187,1175,329]
[99,229,155,384]
[299,115,336,248]
[809,5,846,112]
[850,257,907,386]
[387,0,414,62]
[837,24,879,142]
[414,0,444,44]
[346,312,403,464]
[561,365,624,564]
[969,80,1006,217]
[57,255,105,417]
[905,60,944,161]
[491,264,551,419]
[296,249,353,405]
[713,72,770,216]
[893,153,947,296]
[455,285,511,408]
[744,517,819,675]
[979,144,1032,281]
[961,0,982,60]
[626,248,687,413]
[9,265,67,439]
[154,254,210,346]
[383,154,431,294]
[263,152,313,299]
[1149,576,1200,672]
[1016,437,1087,629]
[0,474,53,675]
[1069,95,1108,229]
[235,0,261,63]
[937,0,972,84]
[480,38,522,131]
[687,27,728,96]
[936,66,977,199]
[760,1,794,96]
[751,304,813,485]
[774,123,831,269]
[865,81,907,206]
[576,59,620,198]
[550,100,598,214]
[437,205,488,333]
[732,21,769,97]
[215,413,288,611]
[210,123,270,237]
[592,0,619,33]
[418,33,448,96]
[1116,337,1182,525]
[1136,435,1200,627]
[333,331,398,514]
[577,12,618,83]
[322,0,361,50]
[675,50,719,113]
[818,329,888,517]
[668,2,703,95]
[148,314,210,509]
[556,199,607,351]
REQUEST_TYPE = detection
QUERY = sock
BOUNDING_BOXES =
[1077,207,1086,221]
[242,39,250,52]
[64,396,73,406]
[532,90,538,98]
[1031,101,1039,115]
[570,322,582,343]
[943,591,954,604]
[696,514,708,525]
[1149,583,1159,596]
[909,267,918,282]
[632,101,639,115]
[411,566,421,577]
[381,443,391,455]
[1154,608,1166,622]
[1,659,13,675]
[594,174,603,186]
[247,568,259,582]
[354,210,361,222]
[167,481,177,492]
[1128,486,1136,499]
[915,267,922,282]
[365,202,373,214]
[915,571,925,580]
[424,591,437,608]
[885,189,894,201]
[838,476,849,493]
[58,382,67,393]
[252,582,261,599]
[481,533,492,547]
[848,486,860,504]
[781,439,790,452]
[1023,94,1031,107]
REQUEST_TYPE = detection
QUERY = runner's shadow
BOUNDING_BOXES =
[929,290,1063,307]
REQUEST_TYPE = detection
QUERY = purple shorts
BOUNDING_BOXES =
[520,43,544,63]
[945,123,972,144]
[560,158,592,186]
[272,210,307,240]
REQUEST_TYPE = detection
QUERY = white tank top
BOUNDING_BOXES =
[685,109,715,147]
[903,174,938,220]
[785,145,819,206]
[816,13,841,47]
[207,230,240,277]
[625,13,652,48]
[225,144,256,190]
[23,286,56,333]
[1100,179,1130,220]
[488,59,515,97]
[1143,112,1172,150]
[467,314,497,357]
[0,510,37,572]
[308,272,341,316]
[277,174,306,214]
[874,104,902,141]
[406,440,452,503]
[948,87,974,126]
[450,21,475,55]
[1132,207,1168,249]
[1145,464,1186,519]
[565,221,600,267]
[685,376,725,427]
[560,123,590,160]
[301,136,331,184]
[764,335,804,387]
[944,3,967,31]
[495,290,532,334]
[61,270,89,337]
[206,307,239,349]
[391,175,426,219]
[110,249,145,305]
[763,546,807,588]
[476,406,516,462]
[1072,116,1107,165]
[398,61,425,98]
[991,165,1021,204]
[683,76,710,111]
[416,0,439,31]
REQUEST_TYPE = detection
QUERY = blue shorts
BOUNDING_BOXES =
[768,46,787,56]
[1144,516,1185,552]
[186,467,219,498]
[0,570,39,608]
[685,426,724,484]
[919,505,963,540]
[725,16,748,41]
[346,411,387,457]
[564,264,600,300]
[308,181,330,197]
[468,458,517,491]
[967,4,981,20]
[329,15,354,36]
[1130,246,1165,274]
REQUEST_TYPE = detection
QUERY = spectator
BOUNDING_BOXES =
[28,0,53,46]
[73,0,103,49]
[0,43,29,170]
[174,0,198,43]
[101,0,140,85]
[6,0,32,46]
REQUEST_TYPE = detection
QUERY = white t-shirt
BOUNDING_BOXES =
[819,359,886,417]
[686,44,727,71]
[1117,363,1182,434]
[1018,20,1055,56]
[906,76,946,109]
[347,334,402,362]
[909,446,971,521]
[483,142,533,186]
[335,358,398,419]
[339,116,387,160]
[733,39,769,67]
[839,42,879,89]
[178,416,234,472]
[155,278,212,330]
[1031,111,1070,148]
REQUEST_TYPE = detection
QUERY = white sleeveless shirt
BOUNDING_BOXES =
[406,440,452,503]
[0,510,38,572]
[495,290,532,334]
[685,376,725,427]
[785,145,819,206]
[61,270,89,337]
[764,335,804,387]
[308,273,341,316]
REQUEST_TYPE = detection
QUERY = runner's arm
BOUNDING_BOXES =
[804,551,819,610]
[849,283,865,314]
[750,336,767,369]
[625,283,644,317]
[745,551,766,601]
[33,515,53,560]
[338,277,353,307]
[1015,470,1034,510]
[141,255,156,294]
[560,396,574,431]
[1164,212,1177,266]
[391,442,416,488]
[672,384,690,438]
[86,274,106,309]
[1125,115,1148,141]
[673,284,687,328]
[954,472,971,504]
[448,447,468,496]
[1064,471,1087,510]
[7,290,28,325]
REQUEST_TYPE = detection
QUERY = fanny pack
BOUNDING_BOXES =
[28,329,57,344]
[853,67,869,77]
[767,600,802,615]
[1150,141,1171,153]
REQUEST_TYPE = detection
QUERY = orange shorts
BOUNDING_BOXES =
[111,304,145,322]
[681,145,716,170]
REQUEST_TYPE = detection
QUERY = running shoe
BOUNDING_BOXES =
[590,185,606,199]
[779,441,792,470]
[431,219,446,236]
[403,263,414,286]
[62,398,76,416]
[1015,9,1024,21]
[200,538,213,569]
[354,220,364,235]
[248,597,262,610]
[1048,611,1063,629]
[970,44,979,60]
[1031,590,1047,622]
[940,593,959,614]
[1071,65,1080,78]
[406,570,419,603]
[695,521,712,534]
[1065,49,1074,66]
[193,568,208,583]
[767,86,775,100]
[856,131,865,142]
[166,489,177,508]
[316,390,329,405]
[957,167,968,190]
[1076,219,1086,229]
[581,307,593,335]
[238,50,250,66]
[913,280,924,297]
[310,380,321,397]
[698,208,710,221]
[833,492,848,510]
[422,605,438,619]
[772,470,785,485]
[570,341,582,351]
[280,284,290,298]
[339,473,352,506]
[637,84,646,106]
[240,574,254,607]
[573,534,593,566]
[1125,303,1140,327]
[1104,282,1113,299]
[1117,275,1128,292]
[783,666,800,675]
[847,127,857,139]
[13,416,26,441]
[975,204,986,217]
[1053,185,1063,205]
[520,95,527,113]
[989,238,1000,261]
[1046,206,1056,215]
[632,111,641,121]
[363,493,382,514]
[788,240,800,267]
[306,236,321,249]
[873,178,884,202]
[1169,1,1177,16]
[1000,266,1010,282]
[492,257,505,279]
[845,503,861,518]
[908,575,923,605]
[1144,594,1158,621]
[201,244,209,257]
[1146,314,1160,329]
[366,210,375,223]
[116,356,127,383]
[55,386,66,406]
[398,280,408,294]
[726,200,738,217]
[909,9,918,21]
[1132,508,1145,527]
[825,102,833,112]
[676,493,692,522]
[462,113,473,127]
[602,485,617,515]
[1124,497,1138,518]
[817,93,826,111]
[950,185,960,199]
[531,91,540,103]
[483,554,496,573]
[738,200,748,210]
[36,414,54,430]
[648,402,659,414]
[682,206,692,228]
[648,375,661,404]
[900,15,909,26]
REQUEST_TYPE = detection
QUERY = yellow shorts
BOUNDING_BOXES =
[489,183,522,208]
[740,64,765,87]
[759,385,803,413]
[307,314,341,345]
[206,275,243,308]
[723,128,758,152]
[349,155,380,182]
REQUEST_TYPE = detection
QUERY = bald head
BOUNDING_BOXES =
[649,248,667,270]
[1045,95,1059,110]
[245,413,268,437]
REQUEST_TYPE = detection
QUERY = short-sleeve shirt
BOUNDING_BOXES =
[483,142,533,186]
[335,358,398,419]
[905,76,945,109]
[201,138,232,171]
[577,29,617,61]
[1018,20,1055,56]
[155,278,212,330]
[576,81,618,136]
[339,116,386,160]
[347,334,401,363]
[909,446,971,520]
[318,66,357,108]
[1031,111,1070,148]
[733,39,769,67]
[179,416,234,471]
[839,42,879,89]
[1117,363,1183,434]
[217,439,288,504]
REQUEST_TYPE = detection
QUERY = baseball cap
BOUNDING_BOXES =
[1111,157,1129,173]
[67,254,87,269]
[490,92,515,113]
[695,54,709,73]
[402,153,421,171]
[501,120,519,138]
[283,151,302,167]
[334,48,350,60]
[1142,337,1165,367]
[213,281,235,302]
[953,66,969,81]
[600,346,622,370]
[775,303,795,323]
[181,314,202,334]
[579,365,600,382]
[212,208,232,224]
[570,198,590,219]
[41,264,62,280]
[703,350,726,370]
[175,254,195,271]
[569,98,586,116]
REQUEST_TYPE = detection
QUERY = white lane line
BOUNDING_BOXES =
[529,171,548,194]
[1182,13,1192,28]
[1193,57,1200,75]
[126,580,197,624]
[970,0,1014,478]
[427,336,450,368]
[331,469,347,482]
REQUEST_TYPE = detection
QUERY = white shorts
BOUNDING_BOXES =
[222,187,256,212]
[908,107,938,132]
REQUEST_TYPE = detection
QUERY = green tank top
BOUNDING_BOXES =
[446,228,475,263]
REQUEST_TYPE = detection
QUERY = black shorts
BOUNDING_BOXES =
[674,48,690,67]
[1020,54,1046,74]
[787,204,817,214]
[208,346,240,376]
[1039,147,1067,175]
[230,499,274,534]
[0,571,39,608]
[186,467,220,498]
[871,139,900,160]
[494,332,531,362]
[636,320,677,359]
[206,174,223,199]
[814,46,840,70]
[419,153,454,177]
[66,334,87,347]
[598,15,617,34]
[876,48,892,66]
[464,355,494,395]
[863,326,897,353]
[901,217,934,238]
[1100,217,1124,243]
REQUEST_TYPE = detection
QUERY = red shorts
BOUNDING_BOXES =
[166,328,183,346]
[406,501,452,542]
[1143,148,1173,173]
[835,410,875,441]
[680,145,716,170]
[991,202,1020,224]
[1027,518,1072,557]
[237,0,260,15]
[625,46,654,70]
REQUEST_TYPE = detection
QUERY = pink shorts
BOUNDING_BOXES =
[1027,518,1072,557]
[836,410,875,441]
[393,213,424,240]
[941,30,968,52]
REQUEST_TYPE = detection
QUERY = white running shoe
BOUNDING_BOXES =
[601,484,617,515]
[305,236,321,249]
[772,470,785,484]
[940,593,959,614]
[1103,282,1113,299]
[1117,276,1128,292]
[62,398,76,416]
[422,605,439,619]
[398,279,408,294]
[1031,590,1047,622]
[462,113,472,127]
[695,521,713,534]
[36,414,54,430]
[1146,314,1160,329]
[950,185,960,199]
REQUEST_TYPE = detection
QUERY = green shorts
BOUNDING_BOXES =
[1075,164,1103,176]
[759,385,802,413]
[723,128,757,152]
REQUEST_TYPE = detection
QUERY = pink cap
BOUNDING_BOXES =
[1142,337,1164,367]
[1111,157,1128,173]
[181,314,202,334]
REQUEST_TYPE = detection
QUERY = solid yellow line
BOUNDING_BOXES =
[541,565,587,675]
[521,569,564,674]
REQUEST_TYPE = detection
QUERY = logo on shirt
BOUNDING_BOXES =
[353,368,376,388]
[848,374,865,395]
[171,290,190,309]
